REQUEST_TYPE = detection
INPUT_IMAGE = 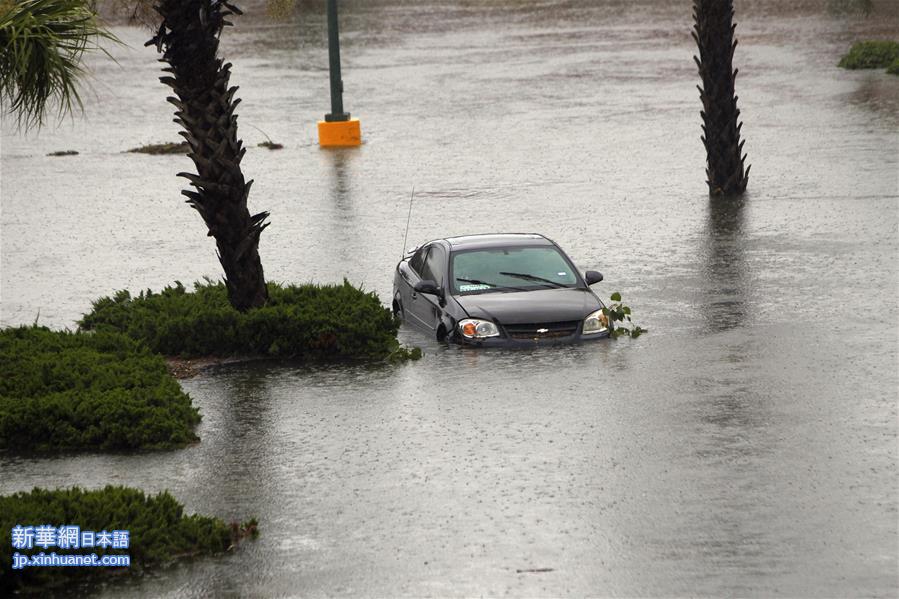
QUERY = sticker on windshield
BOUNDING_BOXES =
[557,272,567,276]
[459,284,491,291]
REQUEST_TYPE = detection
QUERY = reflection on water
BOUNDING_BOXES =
[322,149,359,265]
[826,0,873,16]
[194,368,279,507]
[847,75,899,124]
[700,195,749,333]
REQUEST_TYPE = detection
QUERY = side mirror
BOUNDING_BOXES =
[414,280,440,295]
[584,270,603,285]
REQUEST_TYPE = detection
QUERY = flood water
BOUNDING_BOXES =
[1,0,897,596]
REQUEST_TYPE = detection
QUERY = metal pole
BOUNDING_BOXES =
[325,0,349,122]
[317,0,360,147]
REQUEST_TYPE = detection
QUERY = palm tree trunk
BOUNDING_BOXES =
[693,0,750,196]
[148,0,269,311]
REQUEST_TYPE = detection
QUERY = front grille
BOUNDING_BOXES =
[502,320,580,340]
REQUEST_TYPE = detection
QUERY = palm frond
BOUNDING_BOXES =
[0,0,119,130]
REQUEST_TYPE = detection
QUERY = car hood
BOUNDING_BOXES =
[454,287,601,325]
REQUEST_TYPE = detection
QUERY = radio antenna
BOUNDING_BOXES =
[400,186,415,259]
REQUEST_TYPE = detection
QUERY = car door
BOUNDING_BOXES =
[398,245,431,330]
[408,244,447,333]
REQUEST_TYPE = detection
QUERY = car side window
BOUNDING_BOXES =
[421,245,446,285]
[409,247,427,275]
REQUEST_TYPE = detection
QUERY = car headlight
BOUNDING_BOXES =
[459,318,500,339]
[582,309,609,335]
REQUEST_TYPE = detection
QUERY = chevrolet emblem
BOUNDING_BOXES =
[536,328,549,334]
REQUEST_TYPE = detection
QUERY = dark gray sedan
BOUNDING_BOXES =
[392,233,610,345]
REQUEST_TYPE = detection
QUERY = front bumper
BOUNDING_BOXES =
[452,323,611,347]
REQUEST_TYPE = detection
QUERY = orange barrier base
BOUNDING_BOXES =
[318,118,362,147]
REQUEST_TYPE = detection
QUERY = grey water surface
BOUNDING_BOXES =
[1,0,897,596]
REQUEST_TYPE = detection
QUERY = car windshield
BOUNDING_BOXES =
[450,246,579,295]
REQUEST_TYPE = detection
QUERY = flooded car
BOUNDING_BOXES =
[392,233,610,345]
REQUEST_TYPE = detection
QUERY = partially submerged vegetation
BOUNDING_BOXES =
[80,280,421,362]
[126,141,190,154]
[0,326,199,453]
[247,124,284,150]
[604,292,647,339]
[1,281,418,451]
[838,40,899,74]
[0,485,256,593]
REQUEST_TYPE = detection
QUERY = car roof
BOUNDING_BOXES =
[439,233,554,251]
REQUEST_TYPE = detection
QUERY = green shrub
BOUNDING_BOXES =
[0,327,200,453]
[79,280,420,361]
[838,40,899,69]
[0,485,247,593]
[603,292,647,339]
[887,57,899,75]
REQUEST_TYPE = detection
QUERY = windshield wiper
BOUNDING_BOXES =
[455,277,523,292]
[499,272,566,288]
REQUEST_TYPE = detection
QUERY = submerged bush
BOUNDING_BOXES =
[603,292,647,339]
[80,280,419,361]
[126,141,190,154]
[0,485,251,593]
[838,40,899,69]
[0,326,200,453]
